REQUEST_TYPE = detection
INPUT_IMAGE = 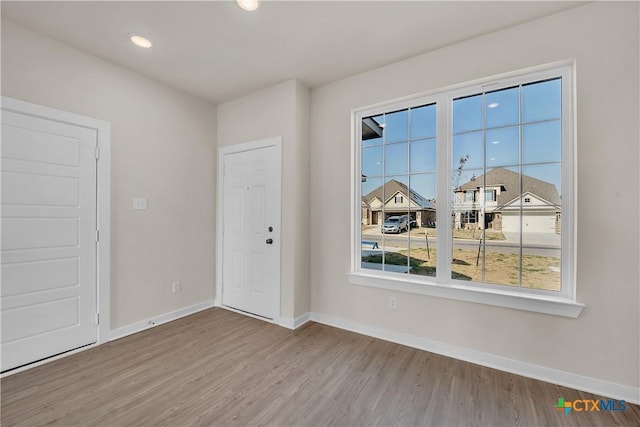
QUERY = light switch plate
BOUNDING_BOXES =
[133,197,148,210]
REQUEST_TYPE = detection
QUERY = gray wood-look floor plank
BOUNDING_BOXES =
[2,308,638,426]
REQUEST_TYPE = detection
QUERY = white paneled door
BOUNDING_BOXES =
[221,139,281,320]
[1,108,98,372]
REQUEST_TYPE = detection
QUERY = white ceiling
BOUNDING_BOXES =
[2,1,585,105]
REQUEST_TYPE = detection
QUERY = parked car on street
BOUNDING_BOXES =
[382,216,408,233]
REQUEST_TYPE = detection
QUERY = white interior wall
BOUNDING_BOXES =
[1,19,218,330]
[309,1,639,390]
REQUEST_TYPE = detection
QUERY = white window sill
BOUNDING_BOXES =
[347,271,585,318]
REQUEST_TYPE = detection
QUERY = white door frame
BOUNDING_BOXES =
[1,97,111,350]
[216,137,282,323]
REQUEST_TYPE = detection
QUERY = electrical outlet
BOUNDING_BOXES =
[172,281,181,294]
[388,296,397,309]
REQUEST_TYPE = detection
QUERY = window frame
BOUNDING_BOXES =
[464,191,475,202]
[460,211,478,225]
[349,61,583,318]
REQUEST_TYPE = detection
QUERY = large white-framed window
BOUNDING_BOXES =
[350,61,583,317]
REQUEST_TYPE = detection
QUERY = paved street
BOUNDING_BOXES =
[362,230,560,257]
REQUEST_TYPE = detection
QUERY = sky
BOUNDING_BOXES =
[362,78,563,201]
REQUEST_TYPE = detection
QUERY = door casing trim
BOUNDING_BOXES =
[0,96,111,354]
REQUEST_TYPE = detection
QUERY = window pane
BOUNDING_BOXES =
[452,131,483,170]
[522,164,562,247]
[483,238,521,287]
[362,176,383,201]
[484,170,521,287]
[453,94,483,134]
[523,121,561,164]
[522,78,561,123]
[385,109,408,143]
[410,173,437,222]
[361,176,383,272]
[451,231,482,282]
[380,175,410,273]
[486,86,519,128]
[362,146,383,178]
[483,164,520,286]
[522,163,562,205]
[381,175,409,213]
[408,173,436,277]
[384,142,408,175]
[410,104,436,139]
[410,138,436,173]
[452,166,481,282]
[522,247,561,291]
[452,169,480,201]
[381,225,410,274]
[519,163,562,290]
[362,114,384,147]
[486,126,519,168]
[453,169,481,230]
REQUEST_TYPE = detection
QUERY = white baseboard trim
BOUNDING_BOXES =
[279,312,311,330]
[308,312,640,405]
[294,312,311,329]
[110,300,216,341]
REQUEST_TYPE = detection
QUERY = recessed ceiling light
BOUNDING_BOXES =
[490,157,497,161]
[488,102,499,108]
[129,34,152,48]
[491,140,500,144]
[237,0,260,11]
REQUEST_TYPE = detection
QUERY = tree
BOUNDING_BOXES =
[452,154,469,230]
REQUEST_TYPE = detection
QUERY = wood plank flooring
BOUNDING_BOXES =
[2,308,639,426]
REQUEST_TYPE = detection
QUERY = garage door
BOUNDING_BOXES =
[1,108,98,372]
[502,211,555,233]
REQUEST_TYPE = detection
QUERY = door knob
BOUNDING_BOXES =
[266,238,273,244]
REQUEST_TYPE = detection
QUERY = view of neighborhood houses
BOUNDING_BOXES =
[360,77,563,291]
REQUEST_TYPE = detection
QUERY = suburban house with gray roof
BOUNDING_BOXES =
[454,167,561,234]
[362,179,436,227]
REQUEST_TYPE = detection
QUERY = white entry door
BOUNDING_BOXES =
[221,138,281,320]
[1,107,98,371]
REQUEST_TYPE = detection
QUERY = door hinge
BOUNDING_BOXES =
[95,145,101,159]
[95,313,100,326]
[96,230,100,242]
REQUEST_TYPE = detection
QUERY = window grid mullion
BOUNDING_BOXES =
[518,84,524,288]
[407,108,411,274]
[381,114,386,272]
[438,97,451,284]
[481,92,487,284]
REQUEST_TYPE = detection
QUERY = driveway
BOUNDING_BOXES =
[503,232,561,246]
